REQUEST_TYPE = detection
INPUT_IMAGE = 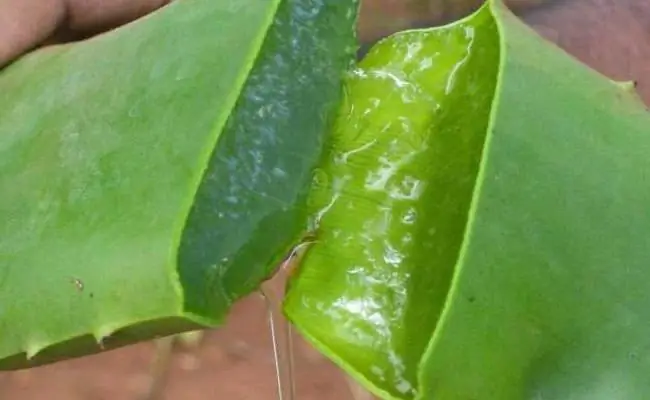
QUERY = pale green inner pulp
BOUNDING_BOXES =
[285,7,499,400]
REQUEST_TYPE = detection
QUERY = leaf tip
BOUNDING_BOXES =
[614,79,638,93]
[24,343,46,360]
[93,325,117,344]
[612,79,648,110]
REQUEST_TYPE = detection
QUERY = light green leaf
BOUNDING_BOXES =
[0,0,358,369]
[285,1,650,399]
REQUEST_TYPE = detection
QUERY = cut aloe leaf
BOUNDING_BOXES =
[285,1,650,399]
[0,0,358,369]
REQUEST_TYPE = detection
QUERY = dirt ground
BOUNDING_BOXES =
[1,1,649,399]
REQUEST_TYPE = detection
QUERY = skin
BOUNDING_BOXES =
[0,0,169,66]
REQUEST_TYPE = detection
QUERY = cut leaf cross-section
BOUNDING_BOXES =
[285,1,650,399]
[0,0,358,369]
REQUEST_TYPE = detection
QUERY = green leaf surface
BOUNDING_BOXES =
[0,0,358,369]
[285,1,650,399]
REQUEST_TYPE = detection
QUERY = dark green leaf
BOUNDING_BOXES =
[0,0,358,369]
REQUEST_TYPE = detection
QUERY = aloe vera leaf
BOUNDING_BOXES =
[286,5,499,398]
[418,2,650,399]
[285,1,650,399]
[0,0,358,369]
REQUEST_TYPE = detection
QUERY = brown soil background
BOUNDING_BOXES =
[1,1,649,399]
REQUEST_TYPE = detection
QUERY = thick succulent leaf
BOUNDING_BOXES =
[0,0,358,369]
[285,1,650,399]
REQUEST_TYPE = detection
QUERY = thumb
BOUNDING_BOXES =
[0,0,169,66]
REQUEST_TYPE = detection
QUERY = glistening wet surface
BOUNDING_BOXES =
[285,9,499,397]
[1,1,649,399]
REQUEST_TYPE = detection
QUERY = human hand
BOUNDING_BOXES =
[0,0,169,66]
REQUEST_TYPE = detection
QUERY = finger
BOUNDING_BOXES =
[0,0,169,67]
[64,0,170,35]
[0,0,65,66]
